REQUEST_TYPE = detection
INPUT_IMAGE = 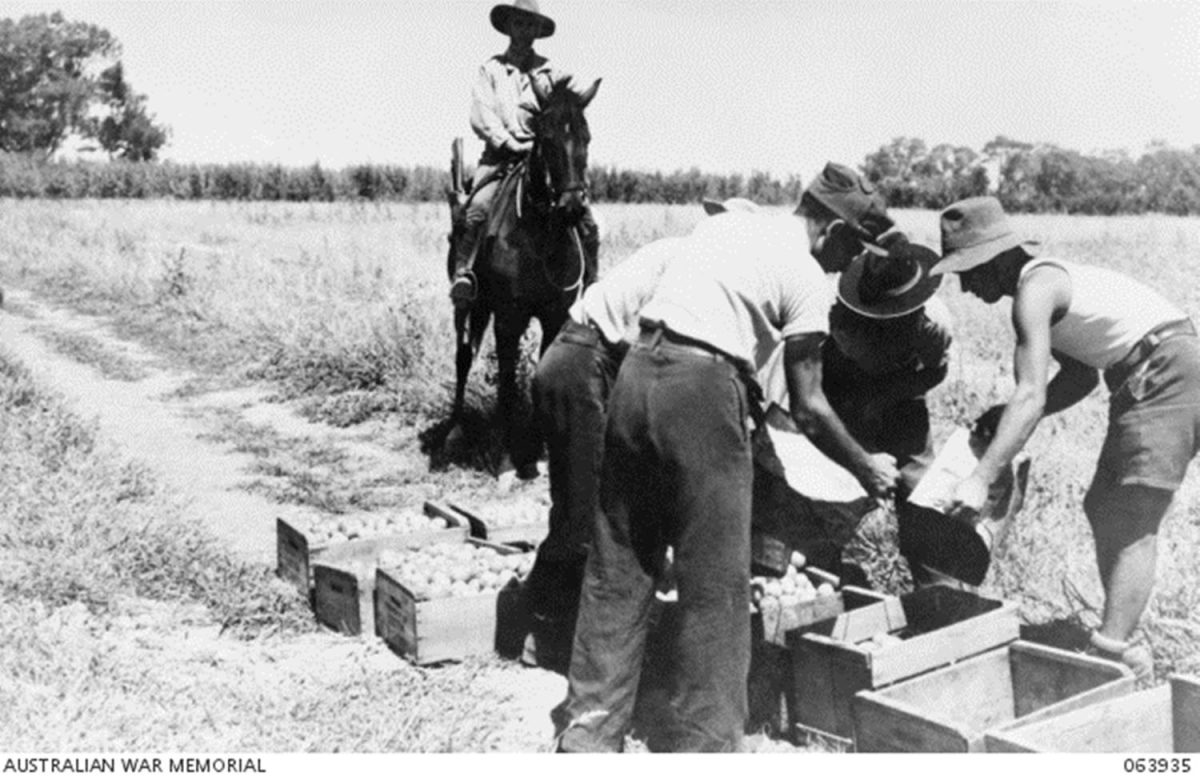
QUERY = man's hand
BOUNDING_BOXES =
[859,452,900,503]
[945,473,990,525]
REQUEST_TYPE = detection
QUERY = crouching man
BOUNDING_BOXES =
[553,170,899,752]
[934,196,1200,683]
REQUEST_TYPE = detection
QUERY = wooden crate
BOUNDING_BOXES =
[449,501,547,547]
[755,580,900,737]
[374,538,528,665]
[632,574,898,743]
[275,502,464,594]
[986,674,1200,753]
[310,524,470,637]
[757,568,880,646]
[853,641,1133,752]
[788,585,1020,743]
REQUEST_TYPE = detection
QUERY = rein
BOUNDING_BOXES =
[522,131,588,299]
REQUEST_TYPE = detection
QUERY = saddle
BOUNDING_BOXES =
[448,160,528,279]
[483,161,527,242]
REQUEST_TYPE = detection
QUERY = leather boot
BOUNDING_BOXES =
[449,222,481,310]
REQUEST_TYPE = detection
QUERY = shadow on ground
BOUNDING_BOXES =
[419,408,503,475]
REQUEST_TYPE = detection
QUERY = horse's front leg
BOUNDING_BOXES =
[447,306,488,455]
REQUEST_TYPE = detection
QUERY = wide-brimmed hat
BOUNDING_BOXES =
[491,0,555,38]
[701,197,760,216]
[931,196,1040,276]
[801,162,894,243]
[837,241,943,319]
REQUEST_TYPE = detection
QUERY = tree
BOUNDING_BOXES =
[861,137,929,207]
[0,12,168,159]
[95,63,168,161]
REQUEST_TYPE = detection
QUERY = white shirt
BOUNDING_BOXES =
[570,237,685,345]
[639,212,831,371]
[1020,257,1186,369]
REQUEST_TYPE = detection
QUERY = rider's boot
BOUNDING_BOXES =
[450,221,482,310]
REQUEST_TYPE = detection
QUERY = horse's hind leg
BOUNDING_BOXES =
[493,301,540,483]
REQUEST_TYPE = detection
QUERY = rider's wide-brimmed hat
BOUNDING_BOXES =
[491,0,556,38]
[837,241,942,319]
[931,196,1041,276]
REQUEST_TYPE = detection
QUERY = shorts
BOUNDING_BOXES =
[1098,336,1200,491]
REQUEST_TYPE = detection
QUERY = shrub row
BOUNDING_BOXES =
[0,154,807,206]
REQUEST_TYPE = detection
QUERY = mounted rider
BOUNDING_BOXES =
[450,0,600,309]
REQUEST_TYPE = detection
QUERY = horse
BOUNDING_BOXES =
[445,76,601,480]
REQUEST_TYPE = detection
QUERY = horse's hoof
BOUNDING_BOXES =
[516,463,540,481]
[450,276,477,310]
[444,424,466,453]
[497,469,517,493]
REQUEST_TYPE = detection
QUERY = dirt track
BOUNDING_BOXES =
[0,287,573,752]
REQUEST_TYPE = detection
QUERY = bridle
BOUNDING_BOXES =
[523,130,587,297]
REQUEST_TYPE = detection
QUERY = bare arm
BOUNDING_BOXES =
[948,267,1069,520]
[972,272,1068,484]
[785,333,898,498]
[975,349,1098,438]
[1045,349,1100,415]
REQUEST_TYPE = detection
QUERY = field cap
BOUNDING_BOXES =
[701,197,760,216]
[801,162,894,244]
[838,241,942,320]
[491,0,556,38]
[932,196,1040,275]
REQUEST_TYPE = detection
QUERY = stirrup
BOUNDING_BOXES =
[450,271,477,309]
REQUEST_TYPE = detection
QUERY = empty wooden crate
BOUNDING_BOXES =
[635,576,899,743]
[853,640,1133,752]
[986,674,1200,753]
[788,585,1020,742]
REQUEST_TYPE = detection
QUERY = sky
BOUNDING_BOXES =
[6,0,1200,182]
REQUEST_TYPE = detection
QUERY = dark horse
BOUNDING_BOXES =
[445,76,601,479]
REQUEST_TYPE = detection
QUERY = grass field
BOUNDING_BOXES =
[0,198,1198,749]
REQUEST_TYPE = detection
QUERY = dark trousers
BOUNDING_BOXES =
[555,338,753,752]
[525,320,622,623]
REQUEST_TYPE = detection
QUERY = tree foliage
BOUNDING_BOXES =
[0,12,168,160]
[95,62,170,161]
[861,135,1200,215]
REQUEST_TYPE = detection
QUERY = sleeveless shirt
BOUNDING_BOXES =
[1018,257,1185,369]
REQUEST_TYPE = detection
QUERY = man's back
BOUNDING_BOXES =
[640,212,830,370]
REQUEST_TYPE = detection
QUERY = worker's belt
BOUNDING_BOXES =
[564,317,628,362]
[1106,318,1196,390]
[638,319,737,364]
[637,319,766,426]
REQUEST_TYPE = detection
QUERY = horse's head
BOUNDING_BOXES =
[529,76,601,219]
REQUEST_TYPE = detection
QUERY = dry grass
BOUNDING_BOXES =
[0,350,533,752]
[0,199,1198,748]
